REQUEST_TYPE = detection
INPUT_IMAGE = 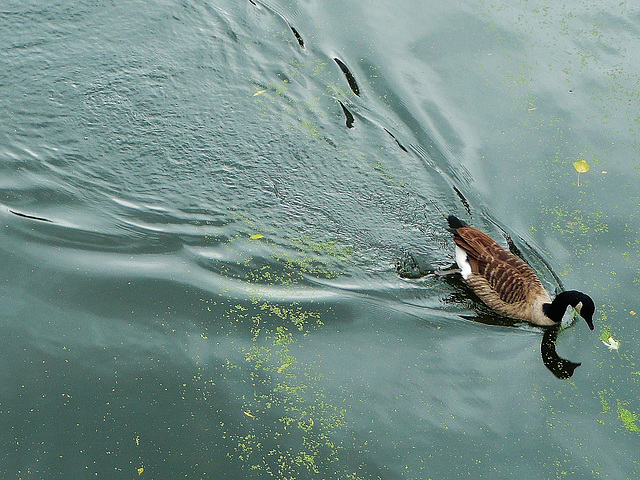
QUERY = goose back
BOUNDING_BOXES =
[451,223,553,324]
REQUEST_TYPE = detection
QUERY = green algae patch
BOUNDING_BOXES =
[598,390,640,433]
[599,324,613,344]
[211,223,366,479]
[617,400,640,432]
[229,295,360,479]
[598,390,611,414]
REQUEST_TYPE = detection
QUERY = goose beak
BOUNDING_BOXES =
[585,317,594,330]
[575,301,595,330]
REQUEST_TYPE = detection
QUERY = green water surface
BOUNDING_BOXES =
[1,0,639,478]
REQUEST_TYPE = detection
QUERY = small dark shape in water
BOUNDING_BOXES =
[334,58,360,96]
[339,101,355,129]
[290,25,304,48]
[396,251,432,279]
[383,128,408,153]
[541,326,581,379]
[452,185,471,217]
[248,0,257,5]
[9,209,52,223]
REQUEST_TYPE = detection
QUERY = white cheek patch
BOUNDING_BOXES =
[455,246,472,279]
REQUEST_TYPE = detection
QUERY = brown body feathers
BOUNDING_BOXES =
[448,218,554,325]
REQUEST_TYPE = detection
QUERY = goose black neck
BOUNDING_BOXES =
[543,290,594,329]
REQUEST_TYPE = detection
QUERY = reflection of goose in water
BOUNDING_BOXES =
[541,326,582,379]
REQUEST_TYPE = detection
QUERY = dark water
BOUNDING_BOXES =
[1,0,639,478]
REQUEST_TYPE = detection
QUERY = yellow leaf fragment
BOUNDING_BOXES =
[243,410,256,419]
[250,234,264,240]
[573,159,591,173]
[630,310,636,316]
[253,89,267,96]
[137,466,144,475]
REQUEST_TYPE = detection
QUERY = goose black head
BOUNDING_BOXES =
[544,290,595,330]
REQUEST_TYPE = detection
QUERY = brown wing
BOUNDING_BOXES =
[453,225,547,305]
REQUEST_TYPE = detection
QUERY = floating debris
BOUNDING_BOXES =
[573,159,590,186]
[602,336,620,351]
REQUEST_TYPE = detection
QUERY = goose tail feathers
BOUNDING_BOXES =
[447,215,468,232]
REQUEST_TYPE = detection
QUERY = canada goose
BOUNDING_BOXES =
[446,215,595,330]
